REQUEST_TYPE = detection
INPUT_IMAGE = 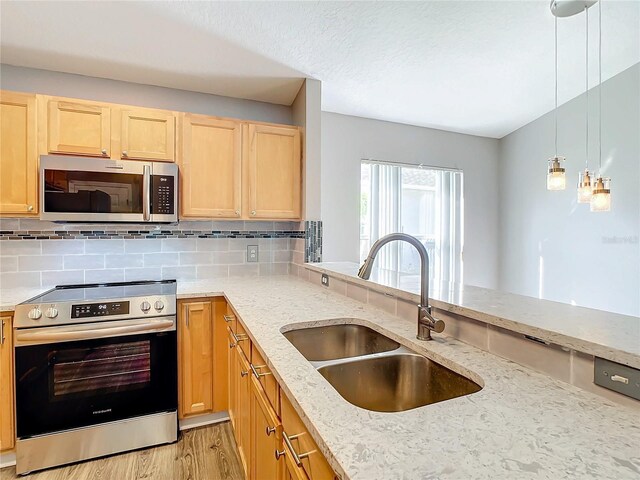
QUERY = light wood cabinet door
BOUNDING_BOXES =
[250,376,282,480]
[120,109,175,162]
[246,123,301,219]
[180,114,242,218]
[0,314,14,452]
[178,300,214,418]
[228,327,239,435]
[212,298,229,413]
[47,99,111,157]
[236,347,251,477]
[0,91,38,215]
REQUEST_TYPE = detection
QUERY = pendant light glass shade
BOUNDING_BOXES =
[590,176,611,211]
[577,169,593,203]
[547,156,566,190]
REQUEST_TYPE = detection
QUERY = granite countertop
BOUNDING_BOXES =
[303,262,640,369]
[2,276,639,478]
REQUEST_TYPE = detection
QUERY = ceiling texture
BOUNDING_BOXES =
[1,1,638,138]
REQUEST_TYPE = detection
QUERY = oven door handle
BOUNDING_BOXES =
[15,318,175,346]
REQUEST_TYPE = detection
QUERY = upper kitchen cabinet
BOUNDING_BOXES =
[0,91,38,216]
[120,108,176,162]
[180,114,242,218]
[46,98,111,157]
[246,123,301,220]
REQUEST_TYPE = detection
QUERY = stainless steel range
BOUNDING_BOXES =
[13,280,178,475]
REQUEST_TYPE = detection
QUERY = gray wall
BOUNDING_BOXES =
[321,112,500,290]
[498,63,639,316]
[0,64,292,124]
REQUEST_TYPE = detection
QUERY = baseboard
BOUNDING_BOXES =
[0,451,17,468]
[179,411,229,431]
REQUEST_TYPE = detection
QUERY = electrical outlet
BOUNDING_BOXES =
[321,274,329,287]
[247,245,258,263]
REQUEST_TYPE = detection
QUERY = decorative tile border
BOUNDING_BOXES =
[304,220,322,262]
[0,229,305,241]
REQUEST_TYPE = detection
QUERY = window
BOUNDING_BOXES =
[360,161,463,284]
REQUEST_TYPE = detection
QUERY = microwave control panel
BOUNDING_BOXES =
[72,301,130,319]
[151,175,175,215]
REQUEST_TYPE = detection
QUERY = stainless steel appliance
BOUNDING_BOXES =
[39,155,178,223]
[13,280,178,475]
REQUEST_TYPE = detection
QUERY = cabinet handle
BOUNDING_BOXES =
[250,363,272,380]
[251,210,256,216]
[235,210,240,216]
[275,449,285,460]
[27,205,33,212]
[282,431,314,467]
[266,425,276,436]
[229,342,237,349]
[122,150,128,157]
[185,310,189,328]
[231,331,247,344]
[240,370,249,377]
[101,148,108,155]
[1,320,5,344]
[223,314,235,323]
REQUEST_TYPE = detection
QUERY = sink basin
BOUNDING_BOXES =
[318,353,482,412]
[283,324,400,361]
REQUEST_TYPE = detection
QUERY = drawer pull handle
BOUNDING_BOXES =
[250,363,272,380]
[265,426,276,436]
[223,314,235,323]
[283,431,315,467]
[231,331,248,343]
[275,449,284,460]
[240,370,248,377]
[229,342,237,349]
[611,374,629,384]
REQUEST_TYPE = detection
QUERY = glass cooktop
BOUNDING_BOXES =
[22,280,177,304]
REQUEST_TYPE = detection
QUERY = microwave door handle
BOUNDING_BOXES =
[143,164,151,221]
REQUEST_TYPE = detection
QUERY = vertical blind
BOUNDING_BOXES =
[360,161,463,284]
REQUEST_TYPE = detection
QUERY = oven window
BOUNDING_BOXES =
[52,340,151,399]
[43,169,144,213]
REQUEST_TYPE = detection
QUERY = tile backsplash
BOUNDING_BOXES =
[0,219,302,288]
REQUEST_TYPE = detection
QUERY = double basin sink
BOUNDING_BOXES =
[283,323,481,412]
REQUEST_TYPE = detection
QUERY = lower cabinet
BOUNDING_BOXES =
[177,298,228,419]
[0,314,14,452]
[250,375,282,479]
[227,310,337,480]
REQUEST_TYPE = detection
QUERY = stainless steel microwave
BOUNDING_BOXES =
[40,155,178,223]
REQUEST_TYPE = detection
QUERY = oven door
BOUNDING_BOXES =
[39,155,152,222]
[14,317,177,439]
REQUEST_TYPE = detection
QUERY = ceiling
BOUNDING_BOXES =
[1,1,638,138]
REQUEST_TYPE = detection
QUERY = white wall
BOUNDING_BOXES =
[321,112,500,289]
[0,64,292,124]
[498,63,640,316]
[292,78,322,220]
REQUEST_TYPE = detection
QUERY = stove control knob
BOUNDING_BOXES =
[140,301,151,312]
[28,308,42,320]
[154,300,164,311]
[45,307,59,318]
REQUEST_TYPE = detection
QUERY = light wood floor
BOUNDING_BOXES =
[0,422,244,480]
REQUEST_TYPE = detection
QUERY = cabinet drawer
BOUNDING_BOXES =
[281,393,335,480]
[251,344,280,417]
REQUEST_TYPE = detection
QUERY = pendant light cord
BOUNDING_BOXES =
[585,5,589,170]
[598,0,602,173]
[554,5,558,157]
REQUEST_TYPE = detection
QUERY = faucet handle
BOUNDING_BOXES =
[418,306,445,340]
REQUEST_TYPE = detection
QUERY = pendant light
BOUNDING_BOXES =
[577,4,592,203]
[590,0,611,212]
[547,2,566,191]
